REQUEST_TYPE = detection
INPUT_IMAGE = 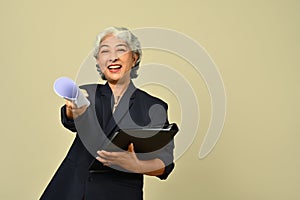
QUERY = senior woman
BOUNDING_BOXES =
[40,27,175,200]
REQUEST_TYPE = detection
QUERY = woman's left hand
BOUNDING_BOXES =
[96,143,141,173]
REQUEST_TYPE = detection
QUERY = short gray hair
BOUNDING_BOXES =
[94,27,142,79]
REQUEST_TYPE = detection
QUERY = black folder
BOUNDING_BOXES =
[105,123,178,153]
[89,123,178,172]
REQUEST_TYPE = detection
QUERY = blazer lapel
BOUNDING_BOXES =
[104,82,137,138]
[94,83,113,134]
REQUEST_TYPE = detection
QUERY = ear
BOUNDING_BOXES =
[132,53,139,66]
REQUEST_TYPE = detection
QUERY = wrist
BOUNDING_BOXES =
[134,160,143,174]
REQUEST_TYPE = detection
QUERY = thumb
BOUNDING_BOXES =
[128,143,134,152]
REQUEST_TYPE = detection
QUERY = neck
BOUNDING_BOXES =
[108,79,131,97]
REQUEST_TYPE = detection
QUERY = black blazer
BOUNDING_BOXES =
[40,82,175,200]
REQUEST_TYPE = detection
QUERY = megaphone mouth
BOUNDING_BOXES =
[53,77,79,100]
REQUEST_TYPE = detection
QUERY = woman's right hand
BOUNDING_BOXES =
[65,100,88,119]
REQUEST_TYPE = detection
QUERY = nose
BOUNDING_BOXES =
[109,51,119,62]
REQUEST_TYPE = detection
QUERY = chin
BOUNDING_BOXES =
[107,76,128,84]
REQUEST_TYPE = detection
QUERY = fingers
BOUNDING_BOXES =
[96,150,127,166]
[65,100,88,119]
[96,148,139,171]
[96,150,115,166]
[66,100,76,109]
[96,155,111,166]
[66,100,88,111]
[97,150,116,159]
[65,100,75,119]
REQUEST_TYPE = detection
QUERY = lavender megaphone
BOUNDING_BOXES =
[53,77,90,107]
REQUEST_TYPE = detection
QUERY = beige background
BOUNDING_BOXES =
[1,0,300,199]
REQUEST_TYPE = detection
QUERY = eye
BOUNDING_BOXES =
[117,48,127,52]
[100,49,109,54]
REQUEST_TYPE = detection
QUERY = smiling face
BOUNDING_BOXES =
[96,34,138,85]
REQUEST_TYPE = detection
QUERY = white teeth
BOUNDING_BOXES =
[108,65,121,69]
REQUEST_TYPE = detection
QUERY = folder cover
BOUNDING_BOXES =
[105,123,178,153]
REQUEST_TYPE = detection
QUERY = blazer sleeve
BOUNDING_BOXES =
[155,139,175,180]
[144,101,175,180]
[136,128,175,180]
[60,105,77,132]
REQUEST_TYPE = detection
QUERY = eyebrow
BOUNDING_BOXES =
[99,43,129,49]
[116,44,128,48]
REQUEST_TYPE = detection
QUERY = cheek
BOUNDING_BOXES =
[120,54,134,66]
[100,65,106,72]
[97,57,107,67]
[96,62,106,73]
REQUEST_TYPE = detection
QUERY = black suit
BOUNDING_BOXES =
[40,82,175,200]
